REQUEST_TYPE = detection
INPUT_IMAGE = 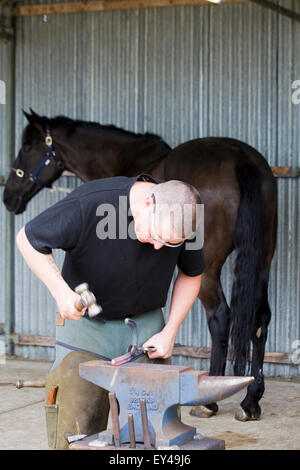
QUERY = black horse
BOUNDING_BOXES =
[3,110,277,421]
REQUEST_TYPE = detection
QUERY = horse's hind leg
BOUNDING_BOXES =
[235,195,277,421]
[190,269,231,417]
[235,274,271,421]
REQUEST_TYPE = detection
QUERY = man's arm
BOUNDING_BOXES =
[143,268,202,359]
[16,226,85,320]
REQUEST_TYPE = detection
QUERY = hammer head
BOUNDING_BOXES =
[75,283,102,317]
[75,282,89,295]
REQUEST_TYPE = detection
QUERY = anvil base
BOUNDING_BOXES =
[69,432,225,450]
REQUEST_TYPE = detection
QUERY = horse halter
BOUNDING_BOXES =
[12,126,64,188]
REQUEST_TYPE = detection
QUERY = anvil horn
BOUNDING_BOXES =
[198,375,254,405]
[180,370,254,406]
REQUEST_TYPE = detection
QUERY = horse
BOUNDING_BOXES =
[3,110,277,421]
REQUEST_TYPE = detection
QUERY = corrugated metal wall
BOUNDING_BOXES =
[1,0,300,375]
[0,38,10,333]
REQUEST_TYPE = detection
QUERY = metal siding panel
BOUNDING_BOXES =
[266,0,300,377]
[0,39,10,329]
[3,2,299,375]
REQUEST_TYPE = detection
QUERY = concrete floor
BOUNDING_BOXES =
[0,357,299,450]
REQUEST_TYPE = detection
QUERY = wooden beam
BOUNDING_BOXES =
[13,334,55,347]
[15,0,248,17]
[13,0,295,17]
[271,166,300,178]
[173,344,290,365]
[11,333,291,365]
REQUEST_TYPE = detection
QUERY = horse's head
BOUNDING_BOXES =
[3,110,64,214]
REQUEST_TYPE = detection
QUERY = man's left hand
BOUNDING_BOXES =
[143,329,176,359]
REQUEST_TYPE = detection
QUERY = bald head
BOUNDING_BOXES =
[151,180,202,240]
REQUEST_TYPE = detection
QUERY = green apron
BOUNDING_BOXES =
[52,308,165,370]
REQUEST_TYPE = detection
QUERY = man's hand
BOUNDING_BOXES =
[142,328,176,359]
[142,271,202,360]
[55,288,86,321]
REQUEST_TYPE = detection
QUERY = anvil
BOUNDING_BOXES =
[79,361,254,449]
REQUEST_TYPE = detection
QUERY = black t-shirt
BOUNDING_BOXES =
[25,174,205,320]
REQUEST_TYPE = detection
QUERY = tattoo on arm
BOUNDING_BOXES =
[47,256,63,280]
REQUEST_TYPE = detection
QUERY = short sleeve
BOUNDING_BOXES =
[177,244,206,277]
[24,196,82,254]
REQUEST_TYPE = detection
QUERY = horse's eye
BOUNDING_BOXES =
[22,144,31,153]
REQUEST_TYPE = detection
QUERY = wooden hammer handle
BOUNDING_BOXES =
[16,379,46,389]
[56,298,84,326]
[47,385,59,405]
[74,298,84,311]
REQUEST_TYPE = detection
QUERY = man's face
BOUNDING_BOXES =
[133,198,185,250]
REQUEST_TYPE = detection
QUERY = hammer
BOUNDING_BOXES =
[56,282,102,326]
[0,380,46,388]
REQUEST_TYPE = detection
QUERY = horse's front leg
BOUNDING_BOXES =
[190,272,231,418]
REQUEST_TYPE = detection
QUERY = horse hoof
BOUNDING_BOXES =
[234,406,261,422]
[190,405,217,418]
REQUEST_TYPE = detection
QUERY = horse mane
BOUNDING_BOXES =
[47,115,163,141]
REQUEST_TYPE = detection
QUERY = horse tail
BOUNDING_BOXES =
[230,157,265,375]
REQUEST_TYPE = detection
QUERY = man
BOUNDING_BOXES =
[16,173,205,449]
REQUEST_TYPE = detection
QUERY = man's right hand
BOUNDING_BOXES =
[55,288,87,321]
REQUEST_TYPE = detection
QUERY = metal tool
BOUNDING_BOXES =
[111,318,156,365]
[0,379,46,388]
[79,361,254,449]
[128,414,136,449]
[56,282,102,326]
[139,398,152,450]
[16,379,46,388]
[65,432,87,444]
[109,392,121,447]
[75,283,102,317]
[65,421,87,444]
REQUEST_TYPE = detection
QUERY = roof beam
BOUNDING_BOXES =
[12,0,299,21]
[11,0,250,17]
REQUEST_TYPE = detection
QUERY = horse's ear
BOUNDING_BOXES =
[23,109,46,136]
[23,109,34,124]
[29,108,40,119]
